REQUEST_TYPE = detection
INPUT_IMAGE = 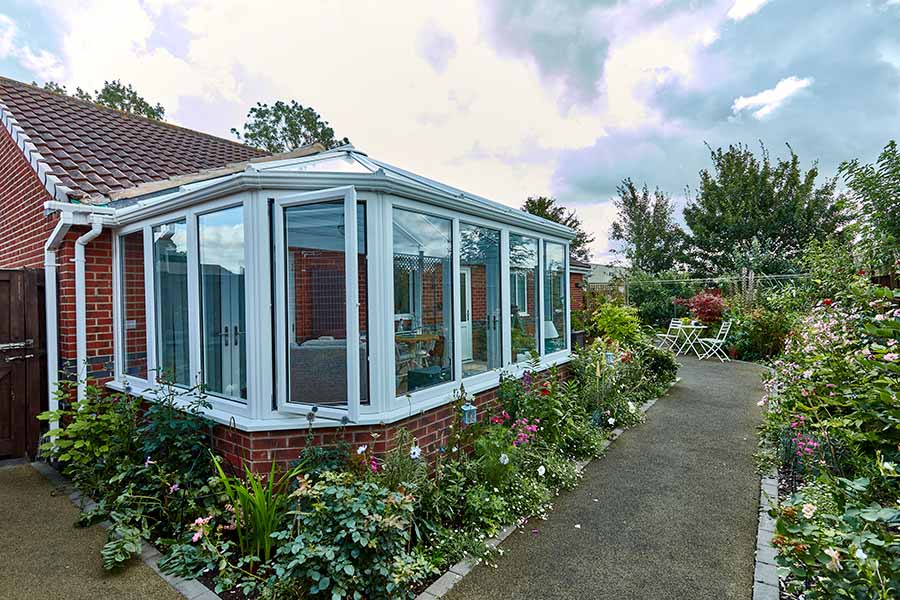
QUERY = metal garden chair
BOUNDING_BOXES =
[698,320,733,362]
[655,318,682,349]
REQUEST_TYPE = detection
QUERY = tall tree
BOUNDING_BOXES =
[522,196,595,261]
[609,178,686,273]
[37,79,165,120]
[839,140,900,270]
[231,100,349,153]
[683,143,849,275]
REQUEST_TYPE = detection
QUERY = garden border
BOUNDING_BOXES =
[414,378,679,600]
[30,461,221,600]
[753,470,780,600]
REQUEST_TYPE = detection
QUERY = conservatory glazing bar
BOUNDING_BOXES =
[110,172,573,429]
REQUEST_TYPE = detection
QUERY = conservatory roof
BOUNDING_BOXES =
[102,146,576,239]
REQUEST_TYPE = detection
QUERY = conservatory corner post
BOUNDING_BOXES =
[74,215,105,401]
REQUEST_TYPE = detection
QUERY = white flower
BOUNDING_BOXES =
[356,444,368,455]
[854,548,867,561]
[537,465,546,477]
[627,401,636,413]
[608,417,616,426]
[409,445,422,460]
[824,548,842,572]
[499,453,510,465]
[801,503,816,519]
[451,446,458,453]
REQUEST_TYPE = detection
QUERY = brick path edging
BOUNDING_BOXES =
[30,461,221,600]
[753,472,780,600]
[415,378,680,600]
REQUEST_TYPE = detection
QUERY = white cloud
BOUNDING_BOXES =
[0,14,64,79]
[732,75,813,119]
[727,0,771,21]
[416,21,457,74]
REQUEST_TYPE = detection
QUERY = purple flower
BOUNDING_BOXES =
[169,483,180,494]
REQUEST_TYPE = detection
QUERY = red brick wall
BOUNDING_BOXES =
[57,227,115,382]
[0,126,55,268]
[213,362,572,474]
[570,272,585,311]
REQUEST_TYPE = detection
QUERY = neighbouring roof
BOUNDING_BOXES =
[570,258,593,273]
[0,76,267,200]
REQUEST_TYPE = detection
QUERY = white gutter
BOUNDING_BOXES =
[43,213,72,433]
[74,216,104,401]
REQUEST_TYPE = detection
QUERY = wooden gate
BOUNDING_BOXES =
[0,269,46,459]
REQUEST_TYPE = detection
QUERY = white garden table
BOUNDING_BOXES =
[675,324,707,358]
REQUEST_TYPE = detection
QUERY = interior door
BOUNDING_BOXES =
[460,267,473,362]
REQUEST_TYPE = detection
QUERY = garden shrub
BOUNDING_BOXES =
[267,472,434,599]
[676,289,725,324]
[758,243,900,598]
[587,302,642,345]
[39,381,217,569]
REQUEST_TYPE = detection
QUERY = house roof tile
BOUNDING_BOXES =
[0,76,267,200]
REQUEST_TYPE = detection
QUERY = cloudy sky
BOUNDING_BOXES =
[2,0,899,262]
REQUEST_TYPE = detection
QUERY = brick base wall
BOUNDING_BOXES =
[213,363,571,474]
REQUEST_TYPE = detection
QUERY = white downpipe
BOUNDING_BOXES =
[44,215,72,433]
[74,216,104,402]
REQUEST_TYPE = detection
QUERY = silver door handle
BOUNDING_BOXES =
[223,326,229,347]
[5,353,34,363]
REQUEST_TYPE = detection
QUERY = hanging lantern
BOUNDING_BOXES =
[604,352,616,366]
[460,402,477,425]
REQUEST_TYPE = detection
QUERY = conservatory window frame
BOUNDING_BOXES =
[112,193,256,419]
[271,186,364,423]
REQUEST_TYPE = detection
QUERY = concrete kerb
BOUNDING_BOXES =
[415,376,682,600]
[753,471,780,600]
[29,461,221,600]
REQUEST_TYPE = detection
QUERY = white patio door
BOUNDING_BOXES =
[460,267,473,361]
[273,186,362,423]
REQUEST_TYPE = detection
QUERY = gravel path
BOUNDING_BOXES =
[446,357,764,600]
[0,463,182,600]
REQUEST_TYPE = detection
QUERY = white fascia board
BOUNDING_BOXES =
[43,200,118,226]
[112,171,577,239]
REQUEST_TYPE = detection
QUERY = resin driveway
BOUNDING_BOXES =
[447,357,764,600]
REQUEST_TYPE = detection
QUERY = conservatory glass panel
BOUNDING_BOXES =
[198,206,247,402]
[392,208,453,395]
[460,223,501,377]
[152,221,190,385]
[119,231,148,380]
[270,155,372,174]
[510,234,540,362]
[543,241,567,354]
[284,201,368,407]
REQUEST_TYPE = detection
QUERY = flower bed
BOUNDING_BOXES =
[39,337,677,599]
[757,255,900,598]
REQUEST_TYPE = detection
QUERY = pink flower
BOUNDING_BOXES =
[169,483,180,494]
[370,458,379,473]
[192,531,203,543]
[884,353,899,362]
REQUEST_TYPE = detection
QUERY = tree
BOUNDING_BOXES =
[609,179,686,273]
[522,196,595,261]
[37,79,165,120]
[231,100,349,153]
[683,143,849,275]
[839,140,900,270]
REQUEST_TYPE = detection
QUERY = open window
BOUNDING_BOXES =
[273,186,367,422]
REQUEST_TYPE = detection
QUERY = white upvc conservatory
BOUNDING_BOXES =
[103,147,574,430]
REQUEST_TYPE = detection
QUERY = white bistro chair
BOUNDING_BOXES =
[655,318,682,349]
[698,321,732,362]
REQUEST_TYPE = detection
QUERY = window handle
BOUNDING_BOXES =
[233,325,240,346]
[223,325,229,347]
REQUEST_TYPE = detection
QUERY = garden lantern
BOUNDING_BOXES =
[461,402,477,425]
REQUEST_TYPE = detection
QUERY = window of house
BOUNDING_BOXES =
[510,234,540,362]
[281,199,368,412]
[198,206,247,402]
[119,231,148,380]
[460,223,501,377]
[543,241,567,354]
[392,208,453,395]
[152,220,190,385]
